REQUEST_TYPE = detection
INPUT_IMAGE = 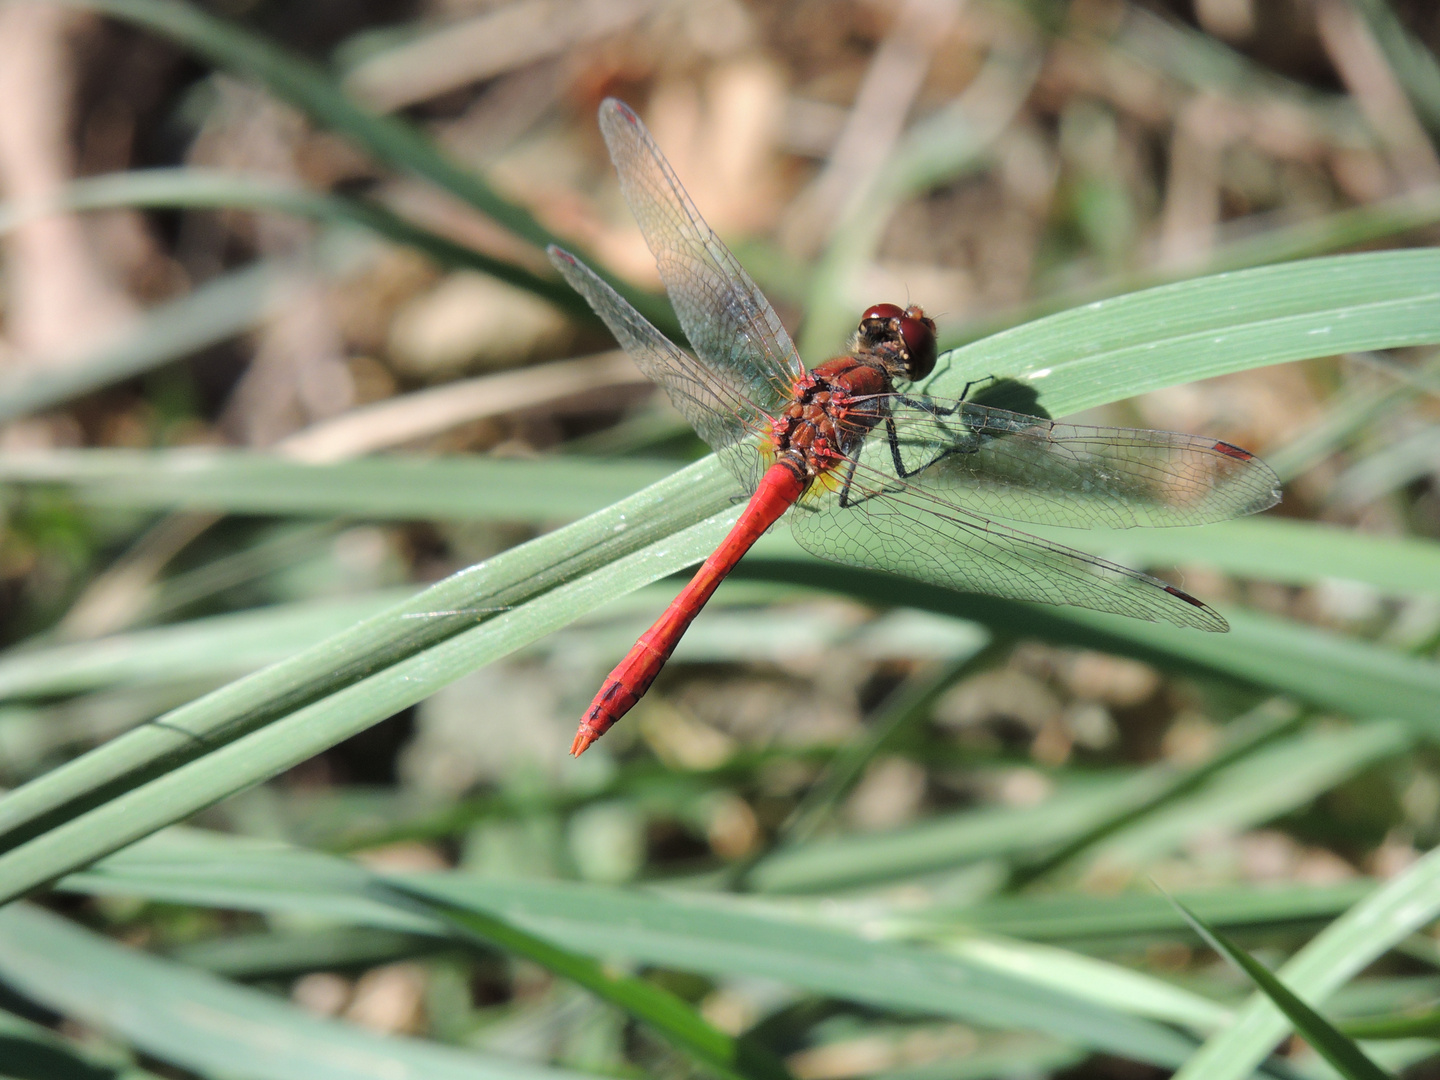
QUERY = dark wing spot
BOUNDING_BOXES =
[1164,584,1208,609]
[1212,441,1253,460]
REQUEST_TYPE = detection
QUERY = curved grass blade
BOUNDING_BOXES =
[1164,893,1394,1080]
[0,494,743,904]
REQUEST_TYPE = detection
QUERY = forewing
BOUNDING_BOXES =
[870,399,1281,528]
[599,98,801,411]
[548,247,768,489]
[789,481,1229,631]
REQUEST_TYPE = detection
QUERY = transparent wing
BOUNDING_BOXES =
[859,397,1281,529]
[548,247,768,489]
[789,479,1229,631]
[599,98,802,411]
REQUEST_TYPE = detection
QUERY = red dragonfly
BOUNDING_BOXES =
[550,99,1279,757]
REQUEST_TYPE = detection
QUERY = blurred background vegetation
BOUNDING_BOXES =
[1,0,1440,1078]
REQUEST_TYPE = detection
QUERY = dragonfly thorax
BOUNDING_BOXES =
[771,357,890,478]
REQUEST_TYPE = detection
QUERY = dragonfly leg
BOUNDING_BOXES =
[882,413,979,482]
[891,393,961,417]
[834,453,864,509]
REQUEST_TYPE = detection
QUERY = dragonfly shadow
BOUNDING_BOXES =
[965,376,1052,421]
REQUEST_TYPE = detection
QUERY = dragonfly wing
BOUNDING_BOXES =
[789,480,1229,631]
[872,399,1281,528]
[599,98,802,410]
[549,247,768,489]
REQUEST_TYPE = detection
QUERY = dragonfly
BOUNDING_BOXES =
[549,99,1280,757]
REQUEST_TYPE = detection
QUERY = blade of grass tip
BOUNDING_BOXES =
[1163,891,1395,1080]
[0,455,738,855]
[1003,699,1306,891]
[378,882,794,1080]
[41,0,678,336]
[0,261,290,424]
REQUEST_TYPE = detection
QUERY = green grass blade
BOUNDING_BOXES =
[1165,894,1394,1080]
[0,902,588,1080]
[0,262,287,423]
[1172,843,1440,1080]
[385,883,794,1080]
[65,831,1380,944]
[936,933,1233,1031]
[40,0,675,334]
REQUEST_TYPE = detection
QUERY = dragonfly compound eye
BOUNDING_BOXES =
[860,302,906,324]
[898,305,937,380]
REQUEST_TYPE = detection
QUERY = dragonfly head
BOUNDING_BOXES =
[858,303,937,381]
